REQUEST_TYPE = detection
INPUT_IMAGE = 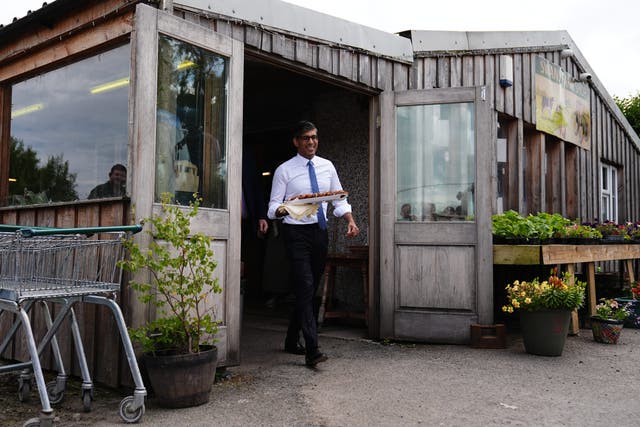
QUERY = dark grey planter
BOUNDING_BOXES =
[143,345,218,408]
[519,310,571,356]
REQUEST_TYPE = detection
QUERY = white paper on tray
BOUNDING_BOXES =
[285,193,348,206]
[279,203,319,220]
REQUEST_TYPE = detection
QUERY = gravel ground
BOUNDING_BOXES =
[2,315,640,426]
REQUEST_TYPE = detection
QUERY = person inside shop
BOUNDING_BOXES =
[268,120,359,368]
[88,164,127,199]
[400,203,417,221]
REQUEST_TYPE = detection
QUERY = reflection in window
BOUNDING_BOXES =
[156,34,228,208]
[396,103,475,222]
[8,45,130,205]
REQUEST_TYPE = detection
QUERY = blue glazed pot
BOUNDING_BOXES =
[614,298,640,328]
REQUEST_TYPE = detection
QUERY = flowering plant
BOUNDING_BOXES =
[630,281,640,300]
[592,220,628,238]
[593,298,630,321]
[502,269,586,313]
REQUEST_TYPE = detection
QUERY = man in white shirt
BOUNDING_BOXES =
[268,121,359,367]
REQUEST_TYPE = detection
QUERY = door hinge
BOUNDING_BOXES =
[480,86,487,101]
[376,115,381,128]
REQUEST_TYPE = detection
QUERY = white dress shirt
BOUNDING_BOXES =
[268,154,352,225]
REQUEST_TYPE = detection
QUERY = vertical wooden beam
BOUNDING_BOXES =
[587,262,597,316]
[437,57,450,88]
[505,120,519,211]
[129,3,158,334]
[378,90,395,338]
[545,139,561,213]
[513,53,523,119]
[517,119,525,213]
[560,141,566,216]
[368,96,380,339]
[0,85,10,205]
[565,145,578,219]
[566,264,579,335]
[522,53,532,123]
[525,131,544,214]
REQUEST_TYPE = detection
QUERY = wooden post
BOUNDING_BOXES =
[566,263,579,335]
[587,262,597,316]
[625,259,635,284]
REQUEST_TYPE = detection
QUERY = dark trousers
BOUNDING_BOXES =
[281,223,328,354]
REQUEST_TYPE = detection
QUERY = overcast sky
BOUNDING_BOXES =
[2,0,639,98]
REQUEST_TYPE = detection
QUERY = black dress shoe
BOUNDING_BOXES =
[284,343,306,355]
[305,352,328,367]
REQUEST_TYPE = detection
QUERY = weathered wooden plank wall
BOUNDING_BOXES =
[172,8,410,93]
[0,200,130,386]
[406,50,640,225]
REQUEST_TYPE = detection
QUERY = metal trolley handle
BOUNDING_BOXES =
[15,224,143,237]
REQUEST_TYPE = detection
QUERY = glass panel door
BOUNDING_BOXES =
[396,103,475,222]
[156,34,228,208]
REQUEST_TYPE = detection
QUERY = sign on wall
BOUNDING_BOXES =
[534,55,591,149]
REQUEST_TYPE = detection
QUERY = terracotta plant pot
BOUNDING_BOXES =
[590,316,624,344]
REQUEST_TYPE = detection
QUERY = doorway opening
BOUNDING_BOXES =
[241,55,371,338]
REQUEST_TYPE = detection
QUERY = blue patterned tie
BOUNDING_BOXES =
[307,160,327,230]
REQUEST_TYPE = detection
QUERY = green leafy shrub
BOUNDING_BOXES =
[119,193,222,355]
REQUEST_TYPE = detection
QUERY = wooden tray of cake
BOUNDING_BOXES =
[285,190,348,205]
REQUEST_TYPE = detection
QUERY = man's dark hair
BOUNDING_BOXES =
[293,120,317,138]
[109,163,127,175]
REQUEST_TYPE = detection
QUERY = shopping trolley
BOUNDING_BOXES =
[0,225,146,426]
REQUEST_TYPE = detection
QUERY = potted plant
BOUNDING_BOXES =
[503,269,586,356]
[614,281,640,329]
[590,298,630,344]
[119,193,222,408]
[552,223,602,243]
[593,220,629,242]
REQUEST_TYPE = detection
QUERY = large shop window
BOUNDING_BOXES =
[396,102,475,222]
[8,44,130,206]
[601,163,618,222]
[155,34,228,208]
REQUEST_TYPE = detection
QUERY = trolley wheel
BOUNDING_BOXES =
[82,390,92,412]
[18,379,31,403]
[45,381,64,405]
[118,395,145,424]
[22,417,41,427]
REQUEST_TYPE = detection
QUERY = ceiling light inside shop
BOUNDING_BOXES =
[177,60,196,70]
[90,77,130,94]
[11,103,44,118]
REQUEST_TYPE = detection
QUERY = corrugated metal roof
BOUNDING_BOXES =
[0,0,67,35]
[406,30,572,53]
[174,0,414,63]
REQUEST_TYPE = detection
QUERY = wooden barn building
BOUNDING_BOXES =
[0,0,638,387]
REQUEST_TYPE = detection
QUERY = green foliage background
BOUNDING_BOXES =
[615,92,640,137]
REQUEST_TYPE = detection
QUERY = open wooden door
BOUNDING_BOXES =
[379,87,492,343]
[130,4,243,364]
